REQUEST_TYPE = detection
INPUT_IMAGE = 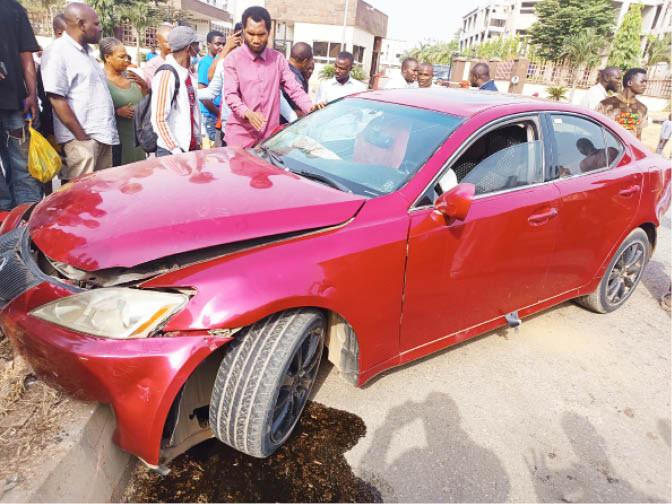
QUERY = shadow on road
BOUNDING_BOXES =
[358,391,511,502]
[525,412,661,502]
[641,259,671,302]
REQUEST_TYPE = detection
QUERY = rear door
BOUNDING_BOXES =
[544,113,643,295]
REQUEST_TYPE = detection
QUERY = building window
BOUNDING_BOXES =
[274,22,293,57]
[490,18,505,27]
[313,41,344,63]
[144,26,156,48]
[353,45,365,64]
[120,19,136,46]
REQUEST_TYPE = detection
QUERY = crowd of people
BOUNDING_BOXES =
[0,1,666,215]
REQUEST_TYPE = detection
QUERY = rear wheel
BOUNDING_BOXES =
[209,308,325,457]
[576,228,649,313]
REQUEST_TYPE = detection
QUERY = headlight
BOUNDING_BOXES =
[30,288,188,339]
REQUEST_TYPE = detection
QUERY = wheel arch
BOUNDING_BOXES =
[638,222,657,256]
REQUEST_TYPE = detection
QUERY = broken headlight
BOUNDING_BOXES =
[30,288,188,339]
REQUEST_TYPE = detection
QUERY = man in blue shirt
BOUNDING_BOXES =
[145,46,157,61]
[198,30,225,143]
[469,62,498,92]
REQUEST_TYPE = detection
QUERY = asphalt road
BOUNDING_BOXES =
[310,212,671,502]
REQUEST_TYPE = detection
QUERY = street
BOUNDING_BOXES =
[309,213,671,502]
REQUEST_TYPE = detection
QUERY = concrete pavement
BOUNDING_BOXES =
[311,213,671,502]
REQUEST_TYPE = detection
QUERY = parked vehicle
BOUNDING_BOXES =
[1,88,669,470]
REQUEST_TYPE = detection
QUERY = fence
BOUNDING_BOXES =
[495,58,671,99]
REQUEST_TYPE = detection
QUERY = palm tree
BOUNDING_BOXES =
[117,1,160,62]
[560,28,608,102]
[646,34,672,77]
[546,85,568,102]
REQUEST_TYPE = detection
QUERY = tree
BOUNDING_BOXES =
[117,1,160,61]
[402,40,459,64]
[607,2,643,71]
[546,85,568,101]
[318,64,368,82]
[646,33,671,68]
[87,0,126,37]
[528,0,615,62]
[560,28,608,101]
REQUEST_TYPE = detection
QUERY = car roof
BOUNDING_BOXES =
[356,87,568,118]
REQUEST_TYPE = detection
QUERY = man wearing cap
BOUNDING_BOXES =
[151,26,203,156]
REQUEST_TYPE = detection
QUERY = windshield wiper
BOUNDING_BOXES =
[290,169,352,193]
[255,145,285,168]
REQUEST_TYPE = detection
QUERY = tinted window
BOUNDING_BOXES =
[449,120,544,196]
[551,115,607,177]
[604,128,625,167]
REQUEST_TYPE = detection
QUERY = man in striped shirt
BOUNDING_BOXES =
[150,26,203,156]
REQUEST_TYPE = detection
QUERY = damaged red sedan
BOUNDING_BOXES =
[1,89,669,470]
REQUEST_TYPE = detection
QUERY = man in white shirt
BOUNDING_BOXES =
[315,51,366,104]
[417,63,436,88]
[580,66,621,110]
[42,2,119,179]
[385,58,418,89]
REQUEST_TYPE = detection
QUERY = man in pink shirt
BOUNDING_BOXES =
[143,24,173,88]
[223,6,318,148]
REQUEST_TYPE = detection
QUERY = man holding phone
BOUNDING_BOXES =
[0,0,44,210]
[222,6,322,147]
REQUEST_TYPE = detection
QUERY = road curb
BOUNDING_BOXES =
[1,402,134,503]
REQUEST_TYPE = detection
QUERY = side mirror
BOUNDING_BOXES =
[434,183,475,221]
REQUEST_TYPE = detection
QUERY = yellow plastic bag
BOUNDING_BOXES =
[27,121,62,183]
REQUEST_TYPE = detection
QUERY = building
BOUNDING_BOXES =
[265,0,388,84]
[459,0,671,53]
[379,38,413,75]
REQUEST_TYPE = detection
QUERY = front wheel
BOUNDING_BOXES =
[209,308,325,457]
[575,228,650,313]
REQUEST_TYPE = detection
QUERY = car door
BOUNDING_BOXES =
[400,114,561,353]
[543,113,643,295]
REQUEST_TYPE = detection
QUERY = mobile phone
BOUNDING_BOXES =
[0,61,8,76]
[234,22,242,33]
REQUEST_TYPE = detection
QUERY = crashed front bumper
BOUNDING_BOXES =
[0,225,230,465]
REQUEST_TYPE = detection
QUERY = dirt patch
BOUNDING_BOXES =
[123,402,381,503]
[0,332,71,497]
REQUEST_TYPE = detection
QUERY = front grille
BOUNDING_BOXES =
[0,227,40,307]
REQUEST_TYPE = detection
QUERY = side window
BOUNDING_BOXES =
[551,115,607,177]
[446,120,544,196]
[604,128,625,167]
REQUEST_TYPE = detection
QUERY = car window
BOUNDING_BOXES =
[551,115,607,177]
[604,127,626,167]
[447,120,544,197]
[261,98,464,197]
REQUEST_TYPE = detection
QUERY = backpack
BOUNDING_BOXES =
[134,64,180,153]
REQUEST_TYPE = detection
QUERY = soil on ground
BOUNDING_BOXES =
[122,402,381,503]
[0,332,71,498]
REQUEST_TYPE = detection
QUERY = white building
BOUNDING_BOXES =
[379,38,413,74]
[459,0,672,53]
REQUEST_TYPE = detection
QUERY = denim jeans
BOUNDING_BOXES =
[204,115,218,142]
[156,147,173,157]
[0,110,43,211]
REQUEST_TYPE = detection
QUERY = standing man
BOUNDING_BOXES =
[151,26,203,157]
[580,66,621,110]
[316,52,366,104]
[198,30,225,145]
[222,6,318,148]
[469,62,498,91]
[656,113,671,155]
[143,24,173,88]
[41,2,118,179]
[417,63,435,88]
[0,0,43,211]
[385,57,418,89]
[596,68,649,140]
[52,14,67,38]
[281,42,313,120]
[145,46,158,62]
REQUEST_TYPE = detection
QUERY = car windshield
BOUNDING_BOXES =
[256,98,464,197]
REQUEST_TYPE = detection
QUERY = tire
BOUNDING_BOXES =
[575,228,650,314]
[209,308,325,458]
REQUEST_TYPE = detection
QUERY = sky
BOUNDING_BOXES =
[365,0,476,48]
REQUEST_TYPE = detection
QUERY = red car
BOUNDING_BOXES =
[1,89,669,470]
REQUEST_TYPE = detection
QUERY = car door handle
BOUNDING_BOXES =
[528,208,558,225]
[619,185,640,197]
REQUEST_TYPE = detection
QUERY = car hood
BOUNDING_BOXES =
[29,148,365,271]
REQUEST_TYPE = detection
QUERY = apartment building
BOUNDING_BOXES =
[459,0,671,53]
